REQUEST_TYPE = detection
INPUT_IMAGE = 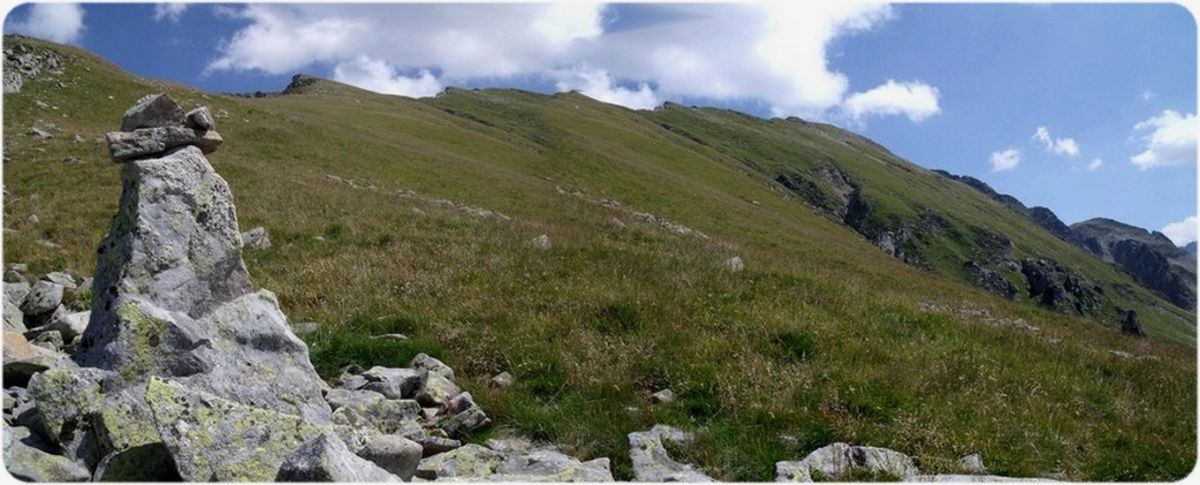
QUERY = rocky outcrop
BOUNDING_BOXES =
[3,36,65,94]
[1020,258,1103,317]
[775,442,918,481]
[1072,218,1196,310]
[1121,310,1146,337]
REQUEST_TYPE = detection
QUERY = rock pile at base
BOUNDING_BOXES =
[774,443,1051,482]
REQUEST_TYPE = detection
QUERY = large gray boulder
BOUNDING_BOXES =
[20,280,63,319]
[628,425,713,482]
[361,366,423,399]
[76,143,329,423]
[144,377,328,481]
[416,373,461,407]
[120,94,186,132]
[276,433,400,482]
[774,443,919,482]
[411,353,455,380]
[4,299,26,332]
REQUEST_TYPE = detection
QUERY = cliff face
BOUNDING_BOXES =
[1072,218,1197,310]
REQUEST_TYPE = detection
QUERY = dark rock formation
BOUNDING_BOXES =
[1020,258,1103,317]
[963,261,1017,299]
[1072,218,1196,310]
[1121,310,1146,337]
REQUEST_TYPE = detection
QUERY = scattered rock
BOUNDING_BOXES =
[185,106,216,131]
[532,234,552,250]
[19,280,62,318]
[412,353,455,381]
[774,443,919,482]
[490,371,514,388]
[357,434,423,480]
[415,441,613,481]
[1120,309,1145,337]
[275,433,400,482]
[651,389,675,404]
[370,333,409,341]
[26,214,39,225]
[28,127,52,139]
[726,256,745,272]
[3,425,91,482]
[438,392,491,438]
[361,366,424,400]
[242,226,272,250]
[958,453,987,474]
[628,425,713,482]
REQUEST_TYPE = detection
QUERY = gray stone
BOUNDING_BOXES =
[910,475,1050,482]
[276,432,400,482]
[28,127,52,139]
[726,256,745,272]
[490,371,514,388]
[370,333,409,341]
[242,226,271,250]
[120,94,186,132]
[4,69,22,94]
[439,392,491,438]
[30,330,63,351]
[4,300,27,333]
[958,453,987,474]
[416,442,613,481]
[20,280,63,317]
[362,366,424,399]
[145,377,328,481]
[3,425,91,482]
[41,271,76,290]
[106,126,223,162]
[326,388,387,412]
[416,373,461,407]
[293,321,320,334]
[415,436,462,456]
[325,389,421,434]
[185,106,216,131]
[77,143,329,423]
[628,425,713,482]
[5,270,28,284]
[26,367,109,467]
[651,388,675,404]
[532,234,552,250]
[411,353,455,380]
[43,310,89,342]
[358,434,423,480]
[773,443,919,482]
[3,330,72,387]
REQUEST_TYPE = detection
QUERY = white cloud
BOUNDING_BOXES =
[843,79,940,122]
[9,3,85,44]
[1162,215,1197,246]
[1139,89,1157,102]
[1087,158,1103,171]
[205,3,939,123]
[1032,126,1080,157]
[555,69,659,110]
[331,56,443,98]
[153,3,188,23]
[990,149,1021,172]
[1130,110,1197,170]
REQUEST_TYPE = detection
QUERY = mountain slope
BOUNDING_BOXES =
[2,36,1195,480]
[1072,218,1197,310]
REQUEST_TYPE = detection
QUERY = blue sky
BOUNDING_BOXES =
[5,3,1197,243]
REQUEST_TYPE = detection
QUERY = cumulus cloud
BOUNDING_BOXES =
[332,56,443,98]
[555,69,660,110]
[843,79,940,122]
[1087,158,1103,171]
[1130,110,1197,170]
[9,3,85,44]
[153,3,188,23]
[1162,215,1197,246]
[990,149,1021,172]
[205,3,939,122]
[1032,126,1080,157]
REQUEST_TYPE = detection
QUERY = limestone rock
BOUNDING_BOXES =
[357,434,423,480]
[411,353,455,380]
[774,443,919,482]
[532,234,552,250]
[106,127,222,162]
[3,425,91,482]
[276,433,400,482]
[120,94,186,132]
[242,226,271,250]
[628,425,713,482]
[144,377,327,482]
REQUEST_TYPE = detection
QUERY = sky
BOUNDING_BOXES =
[5,2,1197,244]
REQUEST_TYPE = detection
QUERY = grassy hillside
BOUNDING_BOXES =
[2,36,1195,480]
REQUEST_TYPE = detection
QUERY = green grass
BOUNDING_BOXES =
[2,36,1195,481]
